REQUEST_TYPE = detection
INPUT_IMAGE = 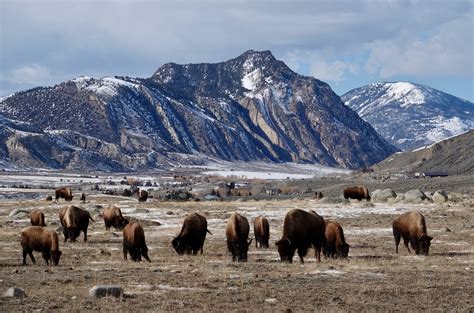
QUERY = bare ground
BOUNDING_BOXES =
[0,190,473,311]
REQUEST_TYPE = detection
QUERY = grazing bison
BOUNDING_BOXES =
[172,213,211,255]
[276,209,325,263]
[123,222,151,262]
[343,186,370,201]
[59,206,94,242]
[138,190,148,202]
[103,205,129,231]
[45,195,53,201]
[253,215,270,248]
[30,210,46,226]
[226,213,252,262]
[323,220,349,258]
[315,191,324,199]
[21,226,62,266]
[393,211,433,255]
[55,187,73,201]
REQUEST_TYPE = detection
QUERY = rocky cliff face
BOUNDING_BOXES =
[342,82,474,151]
[0,50,397,171]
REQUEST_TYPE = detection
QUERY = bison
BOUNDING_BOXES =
[343,186,370,201]
[392,211,433,255]
[172,213,211,255]
[30,210,46,226]
[138,190,148,202]
[123,222,151,262]
[55,187,73,201]
[276,209,325,263]
[226,213,252,262]
[103,205,129,231]
[323,220,349,258]
[80,193,86,202]
[21,226,62,266]
[253,215,270,248]
[59,206,94,242]
[315,191,324,199]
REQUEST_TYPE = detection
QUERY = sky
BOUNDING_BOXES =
[1,0,473,101]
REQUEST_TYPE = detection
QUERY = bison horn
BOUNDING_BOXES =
[286,238,292,246]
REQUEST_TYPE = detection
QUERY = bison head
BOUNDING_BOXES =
[419,234,433,255]
[52,250,62,266]
[275,238,293,263]
[234,239,252,262]
[172,237,186,255]
[117,217,129,230]
[339,243,350,258]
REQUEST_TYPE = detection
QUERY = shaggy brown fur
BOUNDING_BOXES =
[21,226,62,266]
[55,187,73,201]
[103,205,129,231]
[172,213,211,255]
[226,213,252,262]
[393,211,432,255]
[343,186,370,201]
[123,222,151,262]
[138,190,148,202]
[276,209,325,263]
[253,215,270,248]
[323,220,349,258]
[60,206,94,242]
[30,210,46,227]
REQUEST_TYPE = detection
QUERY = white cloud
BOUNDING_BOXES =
[7,64,51,85]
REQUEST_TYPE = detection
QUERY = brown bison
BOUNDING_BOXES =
[123,222,151,262]
[392,211,433,255]
[59,206,94,242]
[226,213,252,262]
[21,226,62,266]
[315,191,324,199]
[80,193,86,202]
[30,210,46,226]
[172,213,212,255]
[323,220,349,258]
[138,190,148,202]
[102,205,129,231]
[276,209,325,263]
[343,186,370,201]
[55,187,73,201]
[253,215,270,248]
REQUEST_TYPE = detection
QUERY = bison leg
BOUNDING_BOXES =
[83,228,88,242]
[394,232,401,254]
[123,244,128,261]
[410,238,420,255]
[142,249,151,263]
[42,250,51,266]
[403,237,411,253]
[22,248,28,265]
[27,249,36,264]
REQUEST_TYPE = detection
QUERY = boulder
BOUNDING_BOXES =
[89,285,123,298]
[86,205,103,215]
[433,190,448,203]
[371,189,397,202]
[4,287,26,298]
[403,189,428,203]
[8,209,30,220]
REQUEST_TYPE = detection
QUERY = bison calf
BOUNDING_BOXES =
[59,206,94,242]
[21,226,62,266]
[103,205,129,231]
[30,210,46,226]
[323,220,349,258]
[226,213,252,262]
[393,211,432,255]
[343,186,370,201]
[123,222,151,262]
[253,215,270,248]
[276,209,325,263]
[172,213,211,255]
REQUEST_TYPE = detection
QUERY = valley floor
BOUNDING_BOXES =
[0,191,473,311]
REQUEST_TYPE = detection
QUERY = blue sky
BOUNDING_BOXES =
[1,0,473,101]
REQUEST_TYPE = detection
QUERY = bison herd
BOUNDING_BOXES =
[20,185,434,267]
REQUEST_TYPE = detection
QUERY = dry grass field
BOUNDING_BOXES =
[1,183,473,311]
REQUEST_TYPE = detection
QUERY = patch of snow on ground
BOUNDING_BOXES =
[426,116,471,143]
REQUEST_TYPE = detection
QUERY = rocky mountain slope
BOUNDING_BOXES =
[372,130,474,175]
[342,82,474,151]
[0,50,397,171]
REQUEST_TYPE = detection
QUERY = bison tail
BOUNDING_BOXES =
[206,229,213,235]
[89,215,95,222]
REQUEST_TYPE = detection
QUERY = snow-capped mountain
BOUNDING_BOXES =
[342,82,474,151]
[0,50,397,171]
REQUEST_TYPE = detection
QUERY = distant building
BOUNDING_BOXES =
[423,172,448,178]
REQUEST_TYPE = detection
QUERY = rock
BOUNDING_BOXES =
[265,298,277,303]
[166,211,174,215]
[71,296,78,300]
[4,287,27,298]
[371,189,397,202]
[86,205,103,215]
[8,209,30,220]
[403,189,428,203]
[318,197,349,204]
[89,285,123,298]
[133,208,149,214]
[443,227,451,232]
[433,190,448,203]
[395,194,405,202]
